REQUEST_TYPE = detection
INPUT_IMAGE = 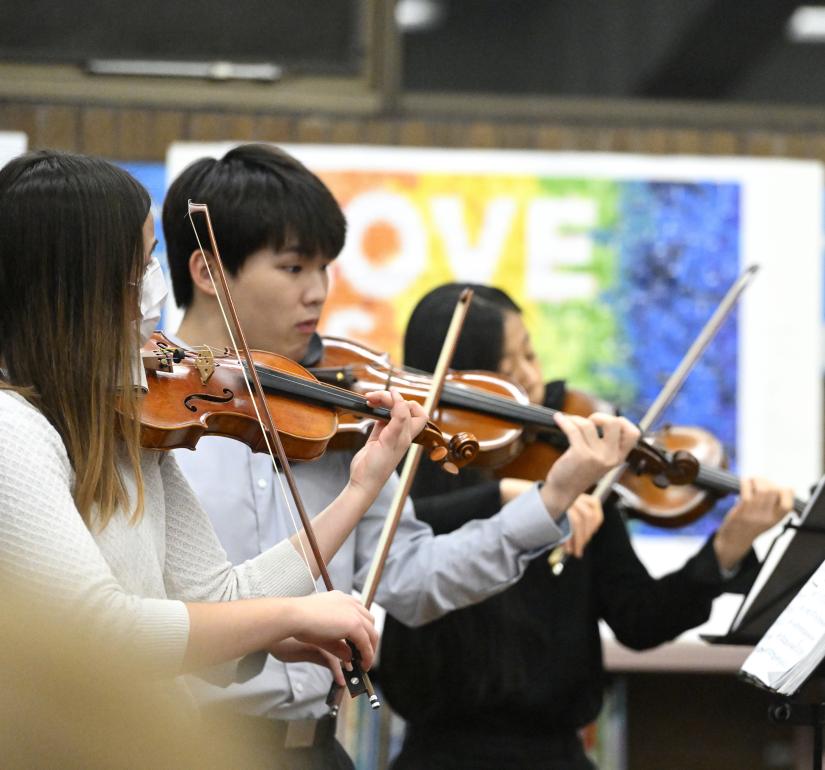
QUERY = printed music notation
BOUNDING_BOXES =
[741,559,825,695]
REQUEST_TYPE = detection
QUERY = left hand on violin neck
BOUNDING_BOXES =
[713,477,796,571]
[346,389,429,502]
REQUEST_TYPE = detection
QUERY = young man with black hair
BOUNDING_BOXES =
[163,143,638,769]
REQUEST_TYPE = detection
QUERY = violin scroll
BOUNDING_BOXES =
[625,441,700,487]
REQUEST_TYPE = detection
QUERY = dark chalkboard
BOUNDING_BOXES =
[0,1,361,74]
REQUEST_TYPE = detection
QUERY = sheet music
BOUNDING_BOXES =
[740,557,825,695]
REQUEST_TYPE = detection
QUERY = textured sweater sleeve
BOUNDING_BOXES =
[159,453,316,602]
[0,394,189,676]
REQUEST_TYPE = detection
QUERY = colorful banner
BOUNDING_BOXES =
[167,145,823,542]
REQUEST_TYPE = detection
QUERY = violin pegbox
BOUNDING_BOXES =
[426,429,479,475]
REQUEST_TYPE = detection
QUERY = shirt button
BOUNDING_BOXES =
[257,479,267,489]
[294,682,304,693]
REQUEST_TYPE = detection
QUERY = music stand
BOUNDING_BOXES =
[705,474,825,647]
[705,474,825,769]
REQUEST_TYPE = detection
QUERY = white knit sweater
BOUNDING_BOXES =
[0,390,316,676]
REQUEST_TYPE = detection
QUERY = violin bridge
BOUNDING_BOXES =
[195,348,216,385]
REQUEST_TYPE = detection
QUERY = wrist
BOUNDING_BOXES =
[342,479,376,514]
[265,596,302,645]
[713,528,744,572]
[538,480,568,522]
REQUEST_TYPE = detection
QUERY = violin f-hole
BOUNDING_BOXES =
[183,389,235,412]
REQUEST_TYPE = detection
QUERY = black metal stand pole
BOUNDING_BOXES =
[769,700,824,770]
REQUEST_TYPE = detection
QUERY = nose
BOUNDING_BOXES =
[302,266,328,307]
[518,361,543,401]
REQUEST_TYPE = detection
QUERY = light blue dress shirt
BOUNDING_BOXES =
[177,437,568,719]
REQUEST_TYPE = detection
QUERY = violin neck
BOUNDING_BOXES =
[311,365,561,431]
[439,382,559,430]
[251,363,391,421]
[693,464,806,515]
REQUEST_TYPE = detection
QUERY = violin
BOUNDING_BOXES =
[312,337,700,491]
[496,389,808,527]
[314,337,808,527]
[138,332,478,473]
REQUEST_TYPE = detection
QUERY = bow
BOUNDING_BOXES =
[548,264,760,574]
[186,201,379,707]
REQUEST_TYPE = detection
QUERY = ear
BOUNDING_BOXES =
[188,249,219,298]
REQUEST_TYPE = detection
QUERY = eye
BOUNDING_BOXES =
[280,264,303,275]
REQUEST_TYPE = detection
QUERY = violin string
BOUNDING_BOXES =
[311,358,562,430]
[405,366,561,424]
[434,383,560,429]
[402,364,561,422]
[188,213,318,591]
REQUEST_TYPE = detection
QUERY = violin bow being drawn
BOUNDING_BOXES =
[187,201,381,708]
[548,264,760,575]
[326,288,475,715]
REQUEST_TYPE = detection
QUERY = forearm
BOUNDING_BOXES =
[288,482,373,580]
[368,485,569,626]
[183,597,297,672]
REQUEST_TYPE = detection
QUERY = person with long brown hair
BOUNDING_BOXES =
[0,150,430,695]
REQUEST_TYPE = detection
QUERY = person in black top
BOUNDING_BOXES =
[378,283,794,770]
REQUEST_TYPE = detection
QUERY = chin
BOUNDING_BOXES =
[287,340,310,361]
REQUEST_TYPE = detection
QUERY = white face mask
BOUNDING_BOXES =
[139,256,169,346]
[133,256,169,392]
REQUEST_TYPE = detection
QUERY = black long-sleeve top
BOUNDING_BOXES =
[378,382,759,736]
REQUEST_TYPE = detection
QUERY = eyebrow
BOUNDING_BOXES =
[275,246,331,261]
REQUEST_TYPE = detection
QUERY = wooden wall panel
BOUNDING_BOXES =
[80,107,118,158]
[34,105,79,151]
[4,97,825,167]
[255,115,294,143]
[361,118,397,146]
[294,116,332,144]
[0,103,37,145]
[147,110,188,161]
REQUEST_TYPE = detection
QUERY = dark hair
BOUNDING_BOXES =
[0,150,150,526]
[163,143,346,308]
[404,283,521,372]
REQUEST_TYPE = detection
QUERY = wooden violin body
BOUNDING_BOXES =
[316,336,700,496]
[316,337,811,528]
[139,332,477,470]
[316,336,526,466]
[141,335,332,460]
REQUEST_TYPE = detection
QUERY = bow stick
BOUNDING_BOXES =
[186,202,379,706]
[362,288,474,608]
[326,287,474,715]
[548,264,760,575]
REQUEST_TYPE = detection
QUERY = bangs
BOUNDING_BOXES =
[165,144,346,307]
